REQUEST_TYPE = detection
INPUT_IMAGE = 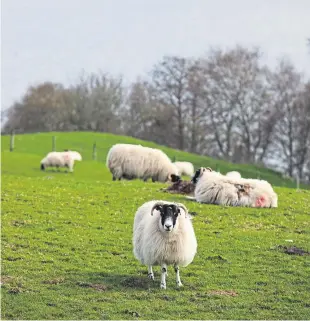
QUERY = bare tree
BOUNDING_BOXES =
[149,56,191,150]
[198,47,276,163]
[3,82,71,133]
[186,60,209,153]
[269,59,306,177]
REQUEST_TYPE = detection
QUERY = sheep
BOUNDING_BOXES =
[133,200,197,289]
[173,161,195,177]
[40,151,82,172]
[106,144,180,183]
[225,171,242,179]
[191,167,278,208]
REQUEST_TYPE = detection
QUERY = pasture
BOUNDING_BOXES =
[1,132,310,320]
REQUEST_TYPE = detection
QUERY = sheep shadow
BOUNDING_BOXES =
[75,271,156,291]
[33,168,72,174]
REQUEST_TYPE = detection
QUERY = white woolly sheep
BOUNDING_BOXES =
[225,171,242,179]
[191,167,278,208]
[40,151,82,172]
[173,161,195,177]
[106,144,180,183]
[133,200,197,289]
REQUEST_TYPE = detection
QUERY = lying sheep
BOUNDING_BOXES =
[226,171,241,179]
[173,161,195,177]
[40,151,82,172]
[106,144,180,183]
[191,167,278,208]
[133,200,197,289]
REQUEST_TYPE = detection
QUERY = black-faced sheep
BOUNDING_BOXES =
[133,200,197,289]
[191,167,278,208]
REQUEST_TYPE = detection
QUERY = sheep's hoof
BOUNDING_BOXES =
[148,273,154,280]
[176,281,183,287]
[160,283,166,289]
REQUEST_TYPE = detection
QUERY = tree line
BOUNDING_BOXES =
[3,46,310,181]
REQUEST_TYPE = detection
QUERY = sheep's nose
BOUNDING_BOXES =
[165,224,172,229]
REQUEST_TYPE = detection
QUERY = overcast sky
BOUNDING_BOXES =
[2,0,310,110]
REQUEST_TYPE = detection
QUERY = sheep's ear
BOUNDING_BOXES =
[151,204,163,215]
[177,204,188,217]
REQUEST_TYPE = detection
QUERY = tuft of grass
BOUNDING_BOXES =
[1,132,310,319]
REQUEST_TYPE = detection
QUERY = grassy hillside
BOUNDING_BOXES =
[1,131,305,188]
[1,132,310,320]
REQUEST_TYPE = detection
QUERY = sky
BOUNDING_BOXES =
[1,0,310,110]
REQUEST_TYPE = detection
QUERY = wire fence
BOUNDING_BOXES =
[5,132,302,189]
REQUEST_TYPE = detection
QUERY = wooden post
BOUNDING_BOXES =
[92,142,97,161]
[52,136,56,151]
[10,131,15,152]
[296,175,300,190]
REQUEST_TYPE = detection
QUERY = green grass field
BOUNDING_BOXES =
[1,132,310,320]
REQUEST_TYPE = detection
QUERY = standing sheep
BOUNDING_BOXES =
[40,151,82,172]
[173,161,195,177]
[133,200,197,289]
[106,144,180,183]
[191,167,278,208]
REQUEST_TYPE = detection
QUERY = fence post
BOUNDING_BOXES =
[10,131,15,152]
[52,136,56,151]
[296,175,300,190]
[92,142,97,161]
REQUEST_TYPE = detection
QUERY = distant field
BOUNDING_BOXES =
[1,132,310,320]
[1,131,306,189]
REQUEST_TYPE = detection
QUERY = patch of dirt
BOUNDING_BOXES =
[77,281,108,291]
[160,180,195,195]
[208,290,238,297]
[278,246,310,256]
[0,276,13,285]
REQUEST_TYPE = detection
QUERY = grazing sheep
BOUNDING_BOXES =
[226,171,242,179]
[173,161,195,177]
[106,144,180,183]
[191,167,278,208]
[133,200,197,289]
[40,151,82,172]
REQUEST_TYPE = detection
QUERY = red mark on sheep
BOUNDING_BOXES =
[64,153,71,161]
[255,196,266,207]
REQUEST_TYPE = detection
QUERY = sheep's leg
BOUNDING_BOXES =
[174,264,183,287]
[147,265,154,280]
[160,264,167,289]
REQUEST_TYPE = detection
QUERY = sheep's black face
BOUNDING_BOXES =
[155,204,180,232]
[191,168,201,184]
[191,167,212,183]
[171,174,181,183]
